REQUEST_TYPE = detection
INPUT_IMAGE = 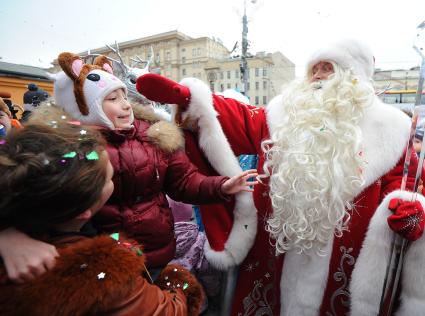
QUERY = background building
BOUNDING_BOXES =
[50,30,295,106]
[374,66,420,92]
[0,61,53,105]
[373,67,422,106]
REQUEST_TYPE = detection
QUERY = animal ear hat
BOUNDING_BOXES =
[54,52,129,129]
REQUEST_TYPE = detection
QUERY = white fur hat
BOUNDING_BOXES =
[54,53,129,130]
[306,38,375,81]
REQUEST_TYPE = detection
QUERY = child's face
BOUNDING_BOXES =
[0,111,11,131]
[102,89,133,129]
[90,154,114,215]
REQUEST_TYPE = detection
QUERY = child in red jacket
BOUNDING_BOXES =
[0,53,257,282]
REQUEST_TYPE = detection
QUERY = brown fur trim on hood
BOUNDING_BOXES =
[0,235,146,316]
[146,120,184,153]
[134,105,185,152]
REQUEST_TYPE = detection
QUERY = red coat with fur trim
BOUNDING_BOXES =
[163,77,425,316]
[92,109,229,268]
[0,234,203,316]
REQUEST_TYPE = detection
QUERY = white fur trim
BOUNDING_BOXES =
[178,77,258,269]
[266,96,410,198]
[216,89,250,104]
[350,190,425,315]
[280,237,334,316]
[153,106,172,121]
[359,99,410,191]
[305,38,374,81]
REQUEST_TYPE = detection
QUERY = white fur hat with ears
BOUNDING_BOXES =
[306,38,375,82]
[54,53,129,130]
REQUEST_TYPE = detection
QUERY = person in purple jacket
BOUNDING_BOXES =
[0,52,257,283]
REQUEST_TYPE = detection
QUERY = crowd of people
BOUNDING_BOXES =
[0,37,424,316]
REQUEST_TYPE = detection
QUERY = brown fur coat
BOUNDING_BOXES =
[0,235,203,316]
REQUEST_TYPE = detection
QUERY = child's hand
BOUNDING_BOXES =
[221,169,258,195]
[0,228,58,283]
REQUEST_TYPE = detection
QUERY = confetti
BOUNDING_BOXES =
[110,232,120,241]
[85,151,99,160]
[80,263,88,270]
[63,151,77,158]
[97,272,106,279]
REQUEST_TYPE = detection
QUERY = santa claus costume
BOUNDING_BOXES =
[137,38,425,315]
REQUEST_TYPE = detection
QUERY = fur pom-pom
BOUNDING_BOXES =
[155,264,204,316]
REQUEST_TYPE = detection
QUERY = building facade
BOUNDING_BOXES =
[50,30,295,106]
[373,67,420,92]
[0,61,53,105]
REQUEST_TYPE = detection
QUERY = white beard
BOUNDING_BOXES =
[262,66,374,255]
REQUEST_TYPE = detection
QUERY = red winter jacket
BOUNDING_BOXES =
[92,111,229,268]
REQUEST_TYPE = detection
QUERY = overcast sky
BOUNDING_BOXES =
[1,0,424,77]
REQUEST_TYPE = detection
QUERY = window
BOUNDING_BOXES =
[255,68,259,77]
[263,96,267,104]
[197,48,201,56]
[255,82,259,90]
[263,81,267,89]
[220,72,224,79]
[227,83,231,89]
[156,53,160,63]
[182,57,186,63]
[227,71,231,79]
[165,51,171,62]
[220,84,224,91]
[255,96,259,105]
[263,68,267,76]
[182,48,186,52]
[182,69,186,76]
[235,83,239,90]
[192,48,196,56]
[247,82,250,91]
[235,70,239,79]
